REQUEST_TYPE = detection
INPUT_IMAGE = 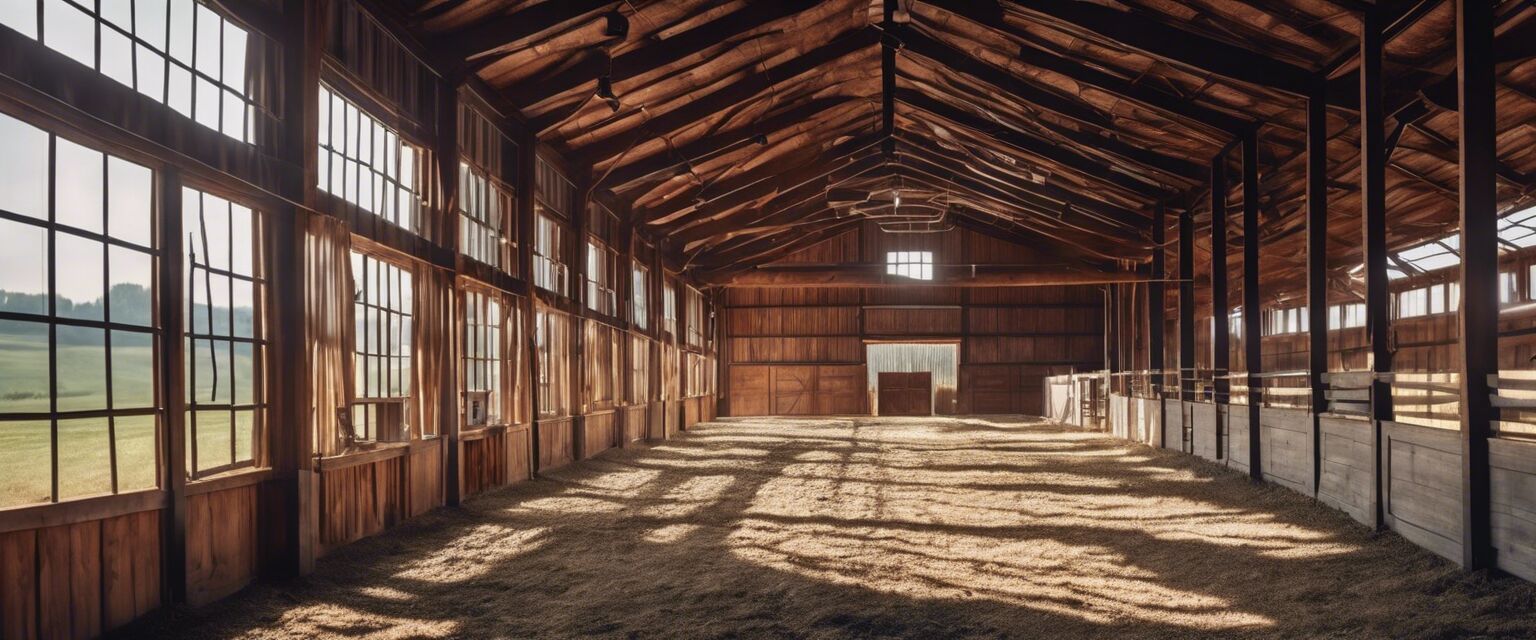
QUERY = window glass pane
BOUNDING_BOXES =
[221,88,245,140]
[115,414,158,491]
[56,326,108,412]
[194,4,220,78]
[136,0,168,49]
[0,0,37,38]
[56,233,105,320]
[57,417,113,499]
[167,64,192,116]
[111,330,155,409]
[108,157,154,247]
[0,320,51,413]
[109,246,154,326]
[0,113,49,220]
[101,0,132,30]
[233,341,254,404]
[0,219,49,315]
[44,0,96,67]
[222,20,247,90]
[0,420,52,507]
[233,409,254,463]
[169,0,194,64]
[101,27,134,87]
[56,138,105,233]
[194,75,220,130]
[193,409,229,472]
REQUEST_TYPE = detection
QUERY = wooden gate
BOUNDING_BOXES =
[878,372,933,416]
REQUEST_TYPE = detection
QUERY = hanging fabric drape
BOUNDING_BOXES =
[413,263,455,439]
[305,214,355,458]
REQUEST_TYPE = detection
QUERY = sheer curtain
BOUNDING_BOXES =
[413,264,455,439]
[305,214,354,457]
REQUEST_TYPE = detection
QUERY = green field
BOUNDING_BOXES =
[0,331,255,508]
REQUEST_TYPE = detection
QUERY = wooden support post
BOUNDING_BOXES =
[157,169,188,603]
[1457,0,1496,570]
[1150,205,1166,396]
[1360,8,1393,529]
[436,80,463,507]
[517,139,540,474]
[1179,207,1195,410]
[881,0,896,156]
[1106,285,1119,382]
[571,175,589,459]
[1211,153,1229,459]
[1243,128,1263,481]
[1306,80,1329,494]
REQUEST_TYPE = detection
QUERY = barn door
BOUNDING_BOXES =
[878,372,933,416]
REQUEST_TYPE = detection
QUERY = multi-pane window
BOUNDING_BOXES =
[662,282,677,337]
[586,240,619,316]
[684,352,707,397]
[886,251,934,280]
[1394,283,1460,319]
[184,188,265,478]
[685,286,705,348]
[533,214,567,295]
[462,288,502,428]
[350,251,413,441]
[534,306,571,418]
[0,0,260,143]
[584,320,621,411]
[459,163,512,269]
[1327,303,1367,330]
[318,85,422,231]
[629,334,649,404]
[0,112,159,508]
[1262,307,1307,336]
[1501,270,1519,305]
[632,262,649,330]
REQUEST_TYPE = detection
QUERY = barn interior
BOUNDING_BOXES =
[4,0,1536,637]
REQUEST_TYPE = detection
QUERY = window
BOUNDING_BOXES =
[533,214,567,295]
[662,281,677,337]
[684,352,708,397]
[350,251,413,441]
[1228,310,1242,339]
[462,288,502,428]
[1397,287,1428,319]
[0,113,159,508]
[585,239,618,316]
[184,187,265,479]
[584,320,621,411]
[629,334,649,403]
[318,85,422,231]
[1261,306,1307,336]
[631,262,649,330]
[0,0,260,142]
[534,306,571,418]
[1501,270,1518,305]
[886,250,934,280]
[685,286,705,348]
[459,162,512,270]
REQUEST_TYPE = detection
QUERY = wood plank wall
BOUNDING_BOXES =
[724,223,1103,416]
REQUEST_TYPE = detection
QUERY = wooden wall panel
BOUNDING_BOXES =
[186,484,260,606]
[461,431,507,499]
[730,366,772,416]
[507,426,532,483]
[771,365,817,415]
[623,405,649,443]
[729,337,864,363]
[0,509,161,639]
[864,307,961,335]
[537,419,575,470]
[1383,421,1464,563]
[582,412,618,458]
[318,456,408,556]
[1318,416,1375,526]
[409,440,444,518]
[727,306,859,336]
[815,365,867,414]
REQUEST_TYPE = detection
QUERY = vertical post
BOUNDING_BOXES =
[1243,129,1263,481]
[1106,285,1119,385]
[1211,153,1229,459]
[517,138,539,474]
[158,170,187,602]
[1457,0,1496,570]
[436,81,462,507]
[1150,205,1165,394]
[1360,7,1392,529]
[1307,80,1330,495]
[1179,208,1195,408]
[571,175,589,459]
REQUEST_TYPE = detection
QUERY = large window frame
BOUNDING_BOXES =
[0,112,161,508]
[349,249,413,442]
[631,261,649,330]
[461,284,524,429]
[534,305,572,419]
[183,186,267,479]
[318,84,424,232]
[533,213,568,295]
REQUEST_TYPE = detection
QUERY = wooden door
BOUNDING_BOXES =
[878,372,932,416]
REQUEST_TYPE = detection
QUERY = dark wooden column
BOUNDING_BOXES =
[1306,81,1329,493]
[1106,285,1119,384]
[1243,128,1263,481]
[1211,154,1229,460]
[435,80,463,506]
[1360,8,1392,529]
[157,169,188,602]
[1179,208,1196,408]
[517,138,540,474]
[571,175,589,458]
[1457,0,1496,570]
[1150,205,1166,395]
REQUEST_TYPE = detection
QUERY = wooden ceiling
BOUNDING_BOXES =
[396,0,1536,294]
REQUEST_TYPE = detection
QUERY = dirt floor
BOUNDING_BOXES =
[133,416,1536,639]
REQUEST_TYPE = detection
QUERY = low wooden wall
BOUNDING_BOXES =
[1317,415,1375,526]
[664,400,681,439]
[185,476,263,606]
[648,403,665,440]
[1163,399,1183,452]
[1226,405,1249,473]
[1492,437,1536,581]
[537,418,576,470]
[582,411,619,459]
[1260,407,1314,494]
[0,495,163,638]
[317,451,409,557]
[1382,420,1464,563]
[623,405,649,443]
[461,427,531,500]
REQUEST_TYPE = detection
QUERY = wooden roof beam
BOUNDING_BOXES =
[433,0,616,64]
